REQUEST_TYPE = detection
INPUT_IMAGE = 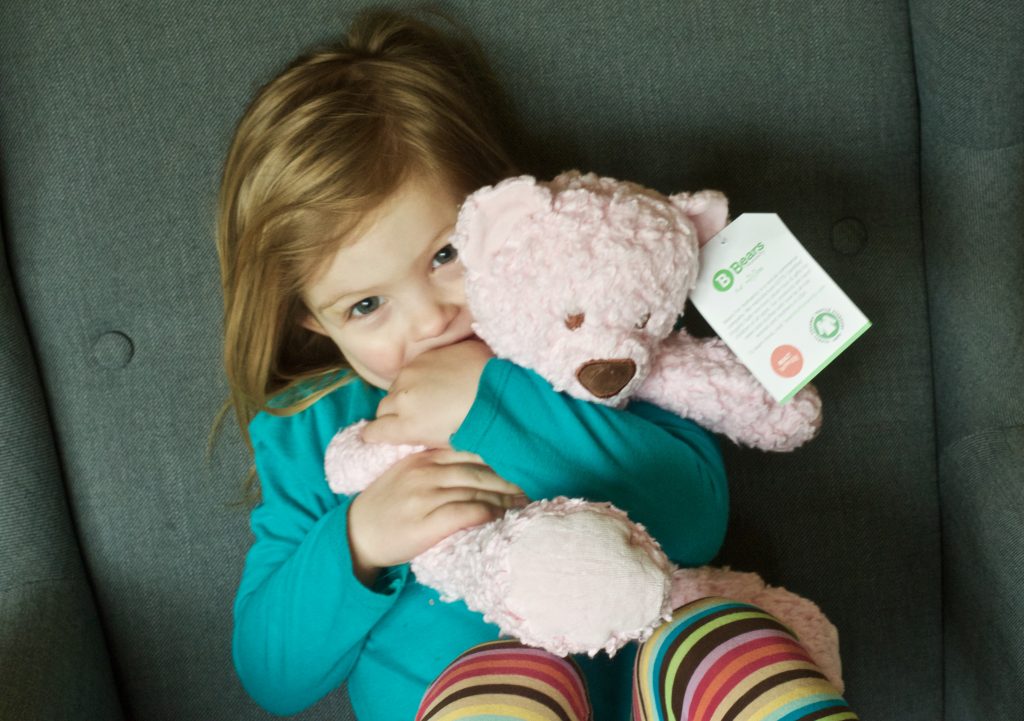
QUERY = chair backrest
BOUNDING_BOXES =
[1,1,1020,719]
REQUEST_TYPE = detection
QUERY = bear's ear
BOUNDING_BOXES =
[669,190,729,246]
[455,175,551,269]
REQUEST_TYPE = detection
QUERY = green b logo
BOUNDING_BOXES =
[713,269,735,292]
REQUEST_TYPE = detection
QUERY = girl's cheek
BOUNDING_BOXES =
[354,340,406,383]
[445,268,467,304]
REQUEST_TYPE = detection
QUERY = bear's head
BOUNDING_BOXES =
[452,171,728,406]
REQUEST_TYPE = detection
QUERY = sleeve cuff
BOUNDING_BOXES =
[329,500,410,607]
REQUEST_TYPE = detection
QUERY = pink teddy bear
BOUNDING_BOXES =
[325,172,842,690]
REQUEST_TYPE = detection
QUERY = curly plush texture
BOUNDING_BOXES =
[637,333,822,451]
[324,171,839,685]
[325,421,424,495]
[325,427,843,683]
[413,498,676,658]
[453,172,700,408]
[453,171,821,451]
[413,498,843,689]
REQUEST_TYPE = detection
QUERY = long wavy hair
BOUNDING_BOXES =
[212,7,518,496]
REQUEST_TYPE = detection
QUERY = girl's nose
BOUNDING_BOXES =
[409,296,457,341]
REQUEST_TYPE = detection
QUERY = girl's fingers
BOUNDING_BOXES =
[430,462,525,496]
[423,449,486,466]
[430,486,530,510]
[500,493,531,509]
[422,500,506,538]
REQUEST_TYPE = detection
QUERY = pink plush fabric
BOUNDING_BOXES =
[325,421,423,494]
[637,332,822,451]
[413,498,675,658]
[323,171,841,687]
[325,426,843,679]
[453,172,701,409]
[452,171,822,451]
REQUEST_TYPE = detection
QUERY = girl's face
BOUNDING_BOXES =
[300,175,475,390]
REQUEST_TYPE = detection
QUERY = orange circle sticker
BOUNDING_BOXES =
[770,345,804,378]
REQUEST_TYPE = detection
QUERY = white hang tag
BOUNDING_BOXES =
[689,213,871,404]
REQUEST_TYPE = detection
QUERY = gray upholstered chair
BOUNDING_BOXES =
[2,1,1021,719]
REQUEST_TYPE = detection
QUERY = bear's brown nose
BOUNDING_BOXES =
[576,359,637,399]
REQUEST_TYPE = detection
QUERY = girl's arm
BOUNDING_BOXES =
[232,389,408,715]
[451,358,730,567]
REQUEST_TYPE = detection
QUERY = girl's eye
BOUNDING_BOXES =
[432,243,459,268]
[350,296,381,318]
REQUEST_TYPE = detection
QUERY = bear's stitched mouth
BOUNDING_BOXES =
[576,359,637,399]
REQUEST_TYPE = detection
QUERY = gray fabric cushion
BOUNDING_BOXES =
[0,0,1020,719]
[0,2,339,717]
[911,2,1024,717]
[0,232,123,719]
[913,0,1024,448]
[941,426,1024,719]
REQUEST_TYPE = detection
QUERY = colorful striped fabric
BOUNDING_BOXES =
[632,597,859,721]
[415,639,593,721]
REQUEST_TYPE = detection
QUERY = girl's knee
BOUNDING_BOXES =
[633,597,858,721]
[417,639,592,721]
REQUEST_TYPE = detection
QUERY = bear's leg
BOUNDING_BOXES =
[412,498,674,657]
[631,597,858,721]
[415,639,593,721]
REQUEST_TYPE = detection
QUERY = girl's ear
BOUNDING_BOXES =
[669,190,729,246]
[453,175,550,269]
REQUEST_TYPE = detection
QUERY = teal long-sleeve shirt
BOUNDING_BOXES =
[232,358,728,720]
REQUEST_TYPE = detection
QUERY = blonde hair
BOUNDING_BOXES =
[212,7,518,490]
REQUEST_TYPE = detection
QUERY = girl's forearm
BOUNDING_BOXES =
[451,359,729,565]
[233,497,405,713]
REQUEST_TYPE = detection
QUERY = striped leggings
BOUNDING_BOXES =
[415,597,858,721]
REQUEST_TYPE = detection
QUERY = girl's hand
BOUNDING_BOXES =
[347,449,527,586]
[363,339,494,448]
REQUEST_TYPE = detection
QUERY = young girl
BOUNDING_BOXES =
[219,9,857,721]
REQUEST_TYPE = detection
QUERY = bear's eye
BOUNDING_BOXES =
[635,312,651,330]
[565,313,585,331]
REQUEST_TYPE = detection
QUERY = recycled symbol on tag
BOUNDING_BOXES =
[810,309,843,342]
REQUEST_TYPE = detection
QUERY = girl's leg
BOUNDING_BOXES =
[415,639,593,721]
[632,597,858,721]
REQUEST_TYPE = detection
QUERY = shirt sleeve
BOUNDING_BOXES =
[451,358,729,566]
[231,387,408,715]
